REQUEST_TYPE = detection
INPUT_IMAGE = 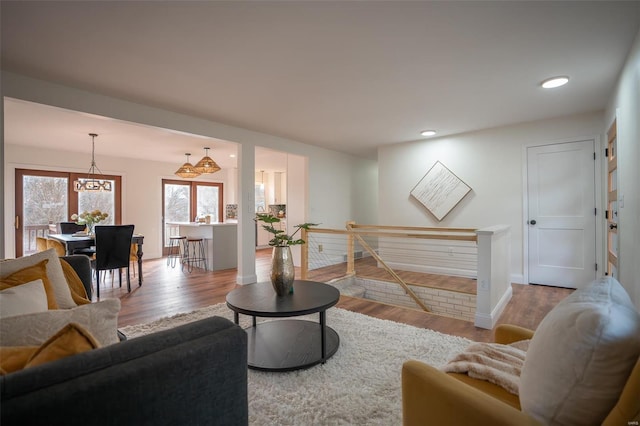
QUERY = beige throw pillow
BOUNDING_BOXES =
[0,298,121,347]
[519,277,640,425]
[0,279,49,319]
[0,248,77,309]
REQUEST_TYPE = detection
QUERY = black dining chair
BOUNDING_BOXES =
[93,225,135,298]
[59,222,87,234]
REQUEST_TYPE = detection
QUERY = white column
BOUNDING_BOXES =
[236,144,257,284]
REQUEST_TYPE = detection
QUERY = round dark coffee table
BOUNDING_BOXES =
[226,280,340,371]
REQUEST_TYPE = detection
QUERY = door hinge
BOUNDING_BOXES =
[595,263,598,271]
[605,210,609,219]
[605,148,609,157]
[594,208,597,216]
[594,152,596,160]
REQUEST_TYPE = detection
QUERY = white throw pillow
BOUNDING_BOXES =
[0,248,77,309]
[0,279,49,319]
[519,277,640,425]
[0,298,121,346]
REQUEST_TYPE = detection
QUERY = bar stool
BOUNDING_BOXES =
[167,236,186,268]
[183,237,208,273]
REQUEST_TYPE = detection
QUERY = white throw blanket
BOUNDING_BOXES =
[441,340,529,395]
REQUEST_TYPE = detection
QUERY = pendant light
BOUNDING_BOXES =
[174,153,201,178]
[73,133,113,192]
[194,147,221,174]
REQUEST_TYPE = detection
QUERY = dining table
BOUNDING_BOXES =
[48,233,145,285]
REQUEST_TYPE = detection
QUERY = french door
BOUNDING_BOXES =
[162,179,223,255]
[15,169,121,257]
[606,120,618,277]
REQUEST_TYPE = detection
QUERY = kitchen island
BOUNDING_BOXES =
[167,222,237,271]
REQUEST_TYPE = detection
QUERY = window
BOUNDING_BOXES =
[162,179,224,253]
[15,169,121,256]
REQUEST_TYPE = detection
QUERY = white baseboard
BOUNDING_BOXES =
[511,273,525,284]
[474,285,513,329]
[236,274,257,285]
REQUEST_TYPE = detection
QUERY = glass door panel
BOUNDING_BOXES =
[196,184,220,221]
[19,173,68,255]
[77,181,117,225]
[163,181,191,249]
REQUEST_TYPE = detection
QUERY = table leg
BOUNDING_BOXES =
[320,310,327,363]
[234,312,239,325]
[136,244,143,285]
[252,316,257,327]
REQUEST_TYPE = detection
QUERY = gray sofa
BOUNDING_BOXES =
[0,256,249,426]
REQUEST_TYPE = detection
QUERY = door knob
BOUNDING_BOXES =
[609,223,618,230]
[529,220,537,225]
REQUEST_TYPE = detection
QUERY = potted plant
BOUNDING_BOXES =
[256,213,318,296]
[71,210,109,235]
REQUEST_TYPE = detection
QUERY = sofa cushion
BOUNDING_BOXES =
[0,249,76,309]
[0,260,59,309]
[0,323,100,375]
[0,298,121,347]
[0,279,49,318]
[520,277,640,425]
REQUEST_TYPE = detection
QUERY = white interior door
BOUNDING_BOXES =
[527,140,596,288]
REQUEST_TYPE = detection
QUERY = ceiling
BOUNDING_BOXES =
[2,1,639,162]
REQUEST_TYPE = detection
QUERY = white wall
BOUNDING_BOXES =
[604,28,640,307]
[378,111,603,283]
[352,158,379,226]
[2,72,375,273]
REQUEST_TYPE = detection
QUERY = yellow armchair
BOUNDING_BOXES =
[402,324,640,426]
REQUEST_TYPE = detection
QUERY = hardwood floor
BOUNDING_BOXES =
[101,248,573,342]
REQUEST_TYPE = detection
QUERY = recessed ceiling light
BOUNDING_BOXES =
[420,130,437,137]
[229,154,236,158]
[541,76,569,89]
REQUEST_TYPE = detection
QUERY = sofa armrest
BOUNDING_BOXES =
[60,254,93,299]
[402,360,539,426]
[1,316,248,426]
[494,324,535,345]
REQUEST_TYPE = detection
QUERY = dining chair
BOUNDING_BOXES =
[35,237,48,252]
[130,243,138,278]
[46,238,66,256]
[93,225,135,298]
[59,222,87,234]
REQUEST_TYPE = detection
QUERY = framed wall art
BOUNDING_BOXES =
[410,161,472,221]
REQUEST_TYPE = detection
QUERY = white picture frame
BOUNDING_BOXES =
[410,161,472,221]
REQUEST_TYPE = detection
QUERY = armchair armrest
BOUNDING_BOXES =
[402,360,539,426]
[494,324,535,345]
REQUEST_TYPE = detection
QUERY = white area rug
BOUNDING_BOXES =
[121,304,472,425]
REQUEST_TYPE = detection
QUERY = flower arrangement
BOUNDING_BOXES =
[256,213,318,247]
[71,210,109,233]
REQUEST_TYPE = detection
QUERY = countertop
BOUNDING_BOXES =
[166,221,237,227]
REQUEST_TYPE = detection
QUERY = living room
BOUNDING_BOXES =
[2,2,640,425]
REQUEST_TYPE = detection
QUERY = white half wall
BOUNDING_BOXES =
[378,111,603,284]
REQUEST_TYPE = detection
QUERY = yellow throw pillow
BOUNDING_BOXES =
[25,322,100,369]
[0,260,59,309]
[0,323,100,375]
[59,259,91,305]
[0,346,39,374]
